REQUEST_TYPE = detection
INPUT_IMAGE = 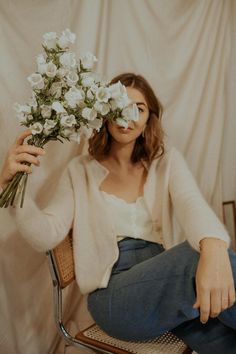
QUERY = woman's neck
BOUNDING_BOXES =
[108,141,135,169]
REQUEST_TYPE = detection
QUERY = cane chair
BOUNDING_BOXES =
[46,232,193,354]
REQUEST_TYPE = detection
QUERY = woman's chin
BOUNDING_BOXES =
[112,135,136,145]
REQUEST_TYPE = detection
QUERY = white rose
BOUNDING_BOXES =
[43,119,57,135]
[14,103,31,114]
[28,95,38,110]
[90,84,99,93]
[65,87,85,108]
[27,73,44,90]
[36,54,47,74]
[60,114,76,127]
[88,118,103,132]
[44,119,57,129]
[50,82,62,99]
[110,99,117,110]
[36,53,46,65]
[113,95,131,110]
[59,52,77,68]
[80,125,93,138]
[115,118,129,129]
[108,81,127,99]
[43,31,57,49]
[61,127,75,138]
[66,71,79,87]
[82,107,97,121]
[45,61,57,78]
[95,87,110,103]
[57,67,68,78]
[27,114,34,121]
[52,101,66,113]
[37,64,47,75]
[58,28,76,49]
[81,52,97,70]
[41,105,52,119]
[81,74,95,87]
[86,89,94,100]
[122,103,139,121]
[30,122,43,135]
[94,101,110,116]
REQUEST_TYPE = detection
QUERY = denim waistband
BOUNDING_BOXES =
[117,236,163,251]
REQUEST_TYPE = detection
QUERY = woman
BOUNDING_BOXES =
[0,73,236,353]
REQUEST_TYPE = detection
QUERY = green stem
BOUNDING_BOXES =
[20,174,28,208]
[0,173,22,207]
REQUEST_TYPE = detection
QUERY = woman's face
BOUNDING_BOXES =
[107,86,149,145]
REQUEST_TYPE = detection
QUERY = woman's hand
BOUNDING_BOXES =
[0,129,45,188]
[193,238,235,324]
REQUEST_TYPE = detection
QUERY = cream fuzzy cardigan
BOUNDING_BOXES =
[10,147,230,294]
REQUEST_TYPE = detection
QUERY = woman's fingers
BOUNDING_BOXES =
[14,129,32,146]
[195,287,234,323]
[210,289,222,317]
[221,288,230,312]
[228,285,236,307]
[15,153,40,167]
[193,298,200,309]
[0,130,45,186]
[199,290,211,323]
[15,163,32,174]
[15,144,45,156]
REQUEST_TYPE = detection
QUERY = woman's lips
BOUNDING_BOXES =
[118,128,133,134]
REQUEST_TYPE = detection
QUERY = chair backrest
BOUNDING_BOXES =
[50,230,75,288]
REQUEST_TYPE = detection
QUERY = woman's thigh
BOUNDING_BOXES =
[88,239,201,340]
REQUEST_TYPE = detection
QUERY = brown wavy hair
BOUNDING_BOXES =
[88,73,165,165]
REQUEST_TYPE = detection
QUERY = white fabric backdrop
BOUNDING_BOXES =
[0,1,235,353]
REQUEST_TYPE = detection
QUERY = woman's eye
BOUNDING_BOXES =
[138,107,144,113]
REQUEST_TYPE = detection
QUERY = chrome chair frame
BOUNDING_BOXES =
[47,249,111,353]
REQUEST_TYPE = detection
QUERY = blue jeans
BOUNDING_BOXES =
[87,238,236,354]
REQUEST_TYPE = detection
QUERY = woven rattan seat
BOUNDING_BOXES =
[76,323,192,354]
[47,233,192,354]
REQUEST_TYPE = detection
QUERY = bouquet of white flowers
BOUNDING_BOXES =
[0,29,139,208]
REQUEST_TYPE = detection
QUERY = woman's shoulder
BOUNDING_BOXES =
[151,145,181,165]
[147,146,187,177]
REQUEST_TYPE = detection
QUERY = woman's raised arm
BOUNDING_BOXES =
[1,129,74,252]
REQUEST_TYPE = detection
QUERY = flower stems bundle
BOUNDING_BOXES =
[0,29,139,208]
[0,168,29,208]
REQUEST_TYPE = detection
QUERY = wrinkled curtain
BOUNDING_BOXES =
[0,1,235,353]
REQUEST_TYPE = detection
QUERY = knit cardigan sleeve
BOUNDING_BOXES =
[168,148,231,251]
[9,165,74,252]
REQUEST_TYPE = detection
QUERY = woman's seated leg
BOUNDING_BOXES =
[88,238,236,343]
[88,239,200,340]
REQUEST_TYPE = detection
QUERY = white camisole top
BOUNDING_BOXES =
[101,191,164,245]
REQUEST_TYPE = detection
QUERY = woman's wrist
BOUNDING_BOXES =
[199,237,228,253]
